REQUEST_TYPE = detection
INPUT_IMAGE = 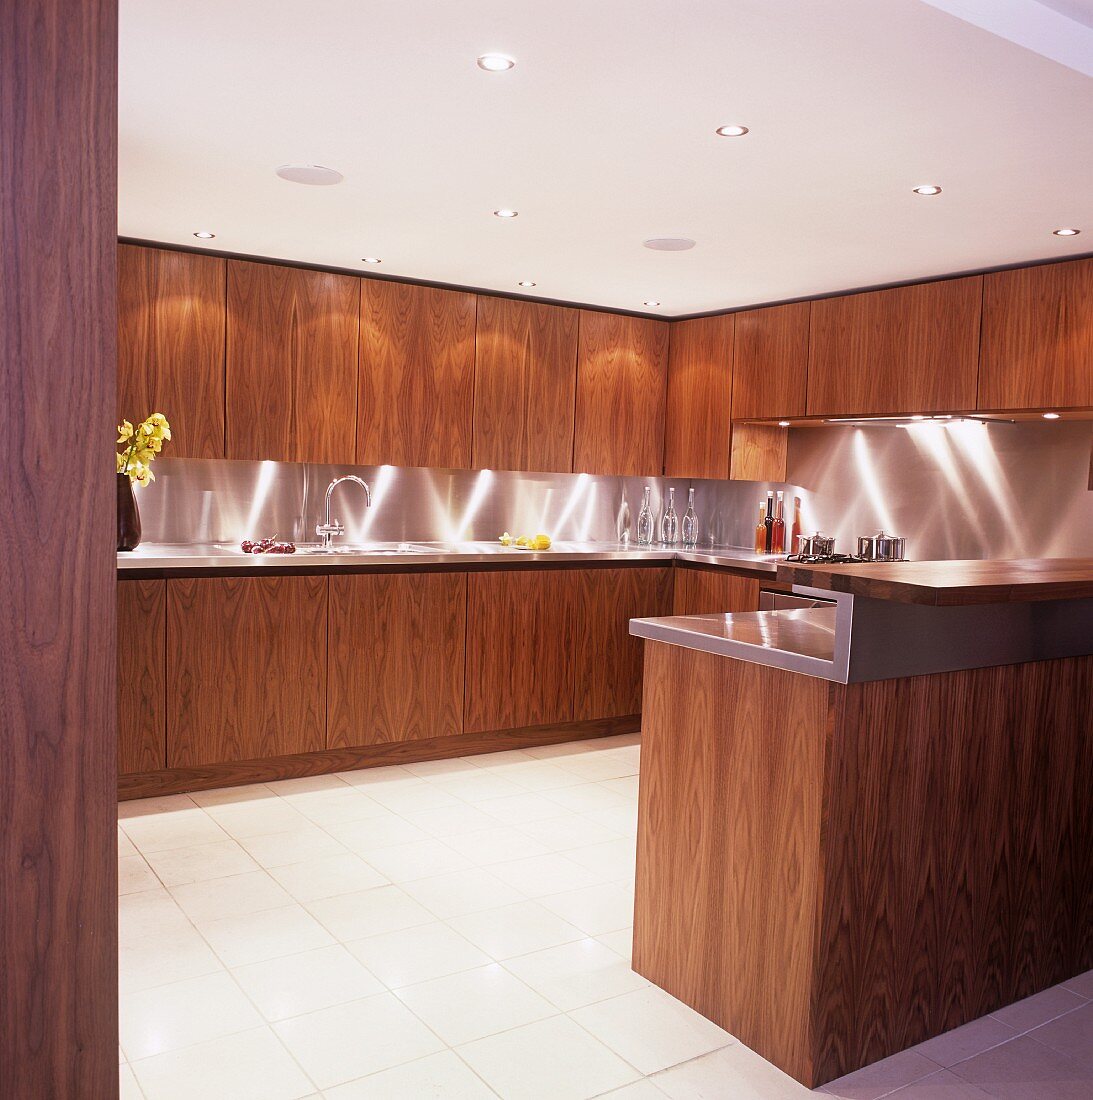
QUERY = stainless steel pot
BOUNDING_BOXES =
[796,532,836,557]
[856,531,907,562]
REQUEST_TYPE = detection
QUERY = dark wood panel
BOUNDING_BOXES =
[979,258,1093,409]
[806,277,982,416]
[672,566,762,615]
[1,0,119,1091]
[118,244,227,458]
[328,572,466,747]
[573,310,670,476]
[473,297,578,471]
[464,569,580,733]
[729,422,789,481]
[119,715,640,800]
[663,315,734,478]
[574,567,672,720]
[358,280,476,467]
[118,579,166,774]
[167,576,327,766]
[731,302,810,419]
[226,259,359,463]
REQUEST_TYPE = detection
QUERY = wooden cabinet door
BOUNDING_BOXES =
[979,259,1093,409]
[118,579,167,775]
[663,316,734,479]
[672,567,761,616]
[226,260,359,463]
[473,297,579,472]
[573,311,670,476]
[358,281,476,467]
[167,576,327,766]
[464,569,579,733]
[574,567,672,720]
[117,245,226,459]
[328,572,466,747]
[732,302,810,419]
[806,277,982,416]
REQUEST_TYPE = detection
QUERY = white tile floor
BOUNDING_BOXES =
[118,734,1093,1099]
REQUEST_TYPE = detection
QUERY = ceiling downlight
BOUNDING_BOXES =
[715,125,749,137]
[275,164,344,186]
[477,54,515,71]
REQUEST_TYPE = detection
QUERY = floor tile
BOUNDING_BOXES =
[346,922,491,988]
[361,837,472,882]
[596,928,635,963]
[120,806,228,853]
[491,852,608,897]
[307,884,435,940]
[601,776,640,800]
[471,748,540,770]
[516,814,622,852]
[822,1049,943,1099]
[205,798,312,840]
[989,984,1087,1032]
[948,1034,1093,1098]
[188,784,278,807]
[1027,1001,1093,1071]
[566,838,637,880]
[404,802,500,837]
[544,784,630,815]
[265,774,350,796]
[273,992,445,1089]
[170,869,293,923]
[118,827,138,858]
[119,854,160,895]
[404,756,485,779]
[395,962,557,1045]
[583,804,639,836]
[538,882,634,936]
[336,764,422,789]
[445,826,553,865]
[129,1026,314,1100]
[119,794,198,819]
[883,1069,994,1098]
[496,761,589,792]
[119,1063,142,1100]
[267,852,388,902]
[402,867,526,919]
[322,1050,497,1098]
[557,754,640,782]
[457,1014,640,1100]
[365,781,463,815]
[434,770,529,802]
[232,944,384,1021]
[1062,969,1093,1000]
[653,1043,813,1099]
[323,812,433,855]
[597,1083,666,1099]
[911,1014,1017,1068]
[119,970,262,1060]
[449,900,586,960]
[196,903,335,967]
[118,889,224,994]
[571,986,733,1076]
[283,786,389,828]
[143,838,261,886]
[502,937,649,1010]
[237,824,349,868]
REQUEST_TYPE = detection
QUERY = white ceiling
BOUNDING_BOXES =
[118,0,1093,316]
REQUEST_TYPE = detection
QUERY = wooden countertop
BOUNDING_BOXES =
[776,558,1093,606]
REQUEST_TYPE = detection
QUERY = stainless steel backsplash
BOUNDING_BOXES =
[136,460,803,549]
[788,420,1093,560]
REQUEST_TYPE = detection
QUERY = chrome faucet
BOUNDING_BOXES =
[317,475,371,549]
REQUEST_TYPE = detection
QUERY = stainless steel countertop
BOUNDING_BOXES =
[116,541,781,574]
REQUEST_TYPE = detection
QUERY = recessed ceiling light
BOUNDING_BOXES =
[361,257,381,264]
[643,237,695,251]
[1042,412,1061,419]
[912,185,943,196]
[493,208,519,218]
[477,54,515,72]
[193,231,216,239]
[275,164,344,186]
[715,125,749,137]
[644,300,661,307]
[1053,227,1080,236]
[517,280,536,287]
[778,420,791,427]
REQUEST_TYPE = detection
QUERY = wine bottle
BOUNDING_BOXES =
[771,491,786,555]
[660,487,679,546]
[636,486,654,546]
[754,498,767,554]
[764,490,775,553]
[791,495,802,556]
[682,488,698,549]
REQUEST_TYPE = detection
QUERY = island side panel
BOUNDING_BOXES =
[633,640,832,1085]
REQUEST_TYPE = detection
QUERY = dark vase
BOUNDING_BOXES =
[117,472,142,551]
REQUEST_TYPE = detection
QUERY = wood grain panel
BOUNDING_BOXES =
[979,258,1093,409]
[226,259,359,462]
[118,244,226,458]
[729,422,789,481]
[574,567,672,720]
[573,311,670,476]
[118,579,166,774]
[167,576,327,766]
[464,569,579,733]
[663,315,734,478]
[671,566,762,615]
[731,302,810,419]
[358,280,476,467]
[806,277,982,415]
[328,572,466,747]
[473,297,578,471]
[1,0,118,1091]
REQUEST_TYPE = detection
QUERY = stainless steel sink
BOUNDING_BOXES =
[295,542,438,555]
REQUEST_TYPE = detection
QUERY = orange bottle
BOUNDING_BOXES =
[754,499,768,554]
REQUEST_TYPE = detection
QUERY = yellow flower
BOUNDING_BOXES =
[116,452,127,473]
[117,420,134,443]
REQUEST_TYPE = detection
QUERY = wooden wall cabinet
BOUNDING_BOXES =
[359,281,477,468]
[226,260,359,463]
[663,315,734,479]
[328,572,466,747]
[167,576,327,766]
[473,297,578,472]
[979,258,1093,409]
[731,302,810,420]
[573,311,670,476]
[672,566,761,616]
[118,579,167,775]
[117,244,226,458]
[806,277,982,416]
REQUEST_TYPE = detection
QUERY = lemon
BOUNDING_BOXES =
[533,534,552,550]
[499,532,513,546]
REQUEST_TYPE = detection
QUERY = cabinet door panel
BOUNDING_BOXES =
[118,579,167,774]
[806,278,981,416]
[328,572,466,747]
[464,570,578,733]
[575,568,672,720]
[473,297,578,471]
[979,259,1093,409]
[574,311,670,476]
[167,576,327,766]
[358,281,476,467]
[729,423,789,481]
[732,302,810,419]
[226,260,359,463]
[672,568,761,616]
[663,316,734,479]
[117,245,226,458]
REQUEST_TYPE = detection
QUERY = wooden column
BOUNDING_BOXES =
[0,0,118,1095]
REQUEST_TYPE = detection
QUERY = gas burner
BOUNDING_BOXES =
[784,553,869,565]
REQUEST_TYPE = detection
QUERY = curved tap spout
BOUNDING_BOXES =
[317,475,372,549]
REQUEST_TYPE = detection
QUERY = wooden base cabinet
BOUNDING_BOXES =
[118,579,167,774]
[672,566,761,616]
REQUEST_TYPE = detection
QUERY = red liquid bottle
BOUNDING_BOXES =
[771,491,786,555]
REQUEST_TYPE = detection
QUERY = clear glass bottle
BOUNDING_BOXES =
[682,488,698,549]
[636,486,654,546]
[660,487,679,546]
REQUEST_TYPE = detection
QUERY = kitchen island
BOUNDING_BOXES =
[628,559,1093,1088]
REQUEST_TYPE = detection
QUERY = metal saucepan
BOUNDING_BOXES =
[856,531,907,562]
[796,532,836,557]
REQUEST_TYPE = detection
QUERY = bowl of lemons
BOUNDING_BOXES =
[499,532,552,551]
